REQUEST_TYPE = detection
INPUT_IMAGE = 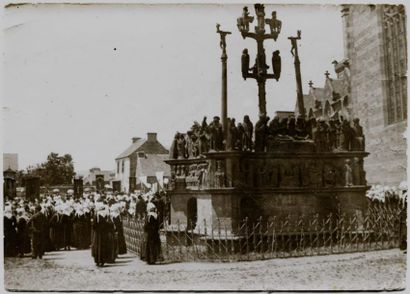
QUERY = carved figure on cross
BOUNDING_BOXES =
[216,24,232,52]
[289,30,301,56]
[265,11,282,40]
[237,6,254,33]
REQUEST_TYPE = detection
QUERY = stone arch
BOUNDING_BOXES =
[187,197,197,229]
[240,196,259,224]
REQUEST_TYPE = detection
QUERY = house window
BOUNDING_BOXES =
[122,160,125,173]
[117,161,120,174]
[382,5,407,125]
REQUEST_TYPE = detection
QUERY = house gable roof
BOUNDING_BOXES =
[115,138,147,160]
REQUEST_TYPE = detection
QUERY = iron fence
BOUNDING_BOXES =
[123,202,406,262]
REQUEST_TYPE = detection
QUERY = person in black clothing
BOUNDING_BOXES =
[16,208,31,257]
[4,205,17,257]
[143,203,161,265]
[135,195,147,220]
[61,210,73,251]
[91,204,114,267]
[28,205,47,259]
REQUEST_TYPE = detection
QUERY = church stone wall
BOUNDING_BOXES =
[343,5,407,185]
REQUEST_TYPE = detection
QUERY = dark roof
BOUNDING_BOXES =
[115,138,147,160]
[136,154,171,178]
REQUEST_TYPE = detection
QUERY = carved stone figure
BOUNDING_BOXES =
[198,163,209,188]
[256,49,269,76]
[328,119,337,151]
[176,133,186,159]
[185,131,194,158]
[268,115,280,138]
[267,162,280,187]
[237,6,254,33]
[242,115,254,151]
[352,118,365,151]
[280,163,300,187]
[191,133,200,157]
[236,123,245,151]
[307,161,322,188]
[353,157,366,185]
[334,118,342,148]
[199,117,210,154]
[265,11,282,39]
[323,164,337,187]
[287,116,296,137]
[209,116,223,151]
[290,30,301,57]
[340,120,353,151]
[295,115,307,138]
[254,115,269,152]
[241,49,250,80]
[271,50,281,81]
[216,24,231,52]
[228,118,238,150]
[170,132,179,159]
[315,119,329,152]
[344,159,353,187]
[307,117,317,140]
[215,160,225,188]
[254,4,265,32]
[278,117,289,136]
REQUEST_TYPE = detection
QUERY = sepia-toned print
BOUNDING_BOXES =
[3,2,407,292]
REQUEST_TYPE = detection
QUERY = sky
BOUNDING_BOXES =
[3,3,344,172]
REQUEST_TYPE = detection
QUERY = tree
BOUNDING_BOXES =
[25,152,75,186]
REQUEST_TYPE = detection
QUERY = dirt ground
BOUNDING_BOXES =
[4,248,406,291]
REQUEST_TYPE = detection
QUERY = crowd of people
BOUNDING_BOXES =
[170,114,365,159]
[4,189,169,266]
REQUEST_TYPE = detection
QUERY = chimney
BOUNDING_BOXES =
[132,137,141,143]
[147,132,157,142]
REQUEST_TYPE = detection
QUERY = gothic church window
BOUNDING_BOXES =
[382,5,407,124]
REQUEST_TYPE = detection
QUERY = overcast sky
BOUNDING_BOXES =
[3,3,344,172]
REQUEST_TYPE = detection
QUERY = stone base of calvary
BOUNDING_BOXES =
[166,147,368,234]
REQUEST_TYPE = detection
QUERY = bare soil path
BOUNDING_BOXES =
[4,248,406,291]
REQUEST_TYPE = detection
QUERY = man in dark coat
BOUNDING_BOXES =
[28,205,46,259]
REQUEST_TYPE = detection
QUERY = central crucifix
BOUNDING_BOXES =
[237,4,282,117]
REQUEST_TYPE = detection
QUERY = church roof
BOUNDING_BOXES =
[328,78,347,97]
[310,87,326,101]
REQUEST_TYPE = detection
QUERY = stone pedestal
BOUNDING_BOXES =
[3,169,17,200]
[74,178,83,198]
[24,176,40,201]
[166,144,369,234]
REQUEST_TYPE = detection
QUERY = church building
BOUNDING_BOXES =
[297,4,407,186]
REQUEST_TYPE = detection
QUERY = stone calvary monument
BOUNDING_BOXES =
[165,4,369,234]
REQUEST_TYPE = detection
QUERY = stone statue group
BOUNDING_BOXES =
[170,114,365,159]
